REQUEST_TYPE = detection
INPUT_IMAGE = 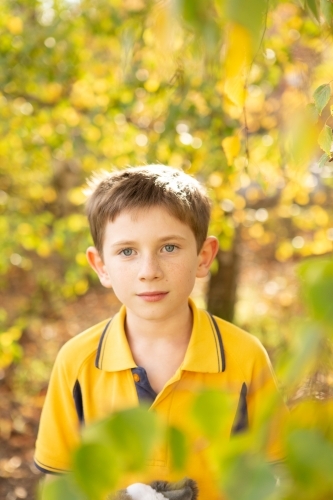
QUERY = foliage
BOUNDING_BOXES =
[1,0,333,367]
[0,0,332,498]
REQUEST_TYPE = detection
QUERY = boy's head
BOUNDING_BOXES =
[85,165,211,257]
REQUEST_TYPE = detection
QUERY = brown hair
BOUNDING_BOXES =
[85,165,211,256]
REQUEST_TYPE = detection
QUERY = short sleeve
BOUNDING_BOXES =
[34,348,81,473]
[246,345,288,463]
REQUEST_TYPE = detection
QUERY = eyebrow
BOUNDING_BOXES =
[110,235,188,247]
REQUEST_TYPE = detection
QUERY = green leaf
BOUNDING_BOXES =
[178,0,208,26]
[313,84,331,115]
[168,426,188,470]
[298,259,333,325]
[305,102,318,123]
[192,389,232,439]
[226,0,268,43]
[40,475,86,500]
[287,429,333,488]
[318,152,330,168]
[318,124,332,154]
[320,0,333,25]
[306,0,320,20]
[72,443,119,500]
[110,408,160,470]
[223,454,276,500]
[82,407,161,472]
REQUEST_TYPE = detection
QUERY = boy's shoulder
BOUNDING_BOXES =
[211,314,270,368]
[213,315,263,348]
[55,317,111,375]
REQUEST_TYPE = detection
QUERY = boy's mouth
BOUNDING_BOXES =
[137,291,169,302]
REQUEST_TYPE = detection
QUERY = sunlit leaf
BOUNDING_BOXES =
[286,110,319,168]
[313,84,331,115]
[7,16,23,35]
[306,0,320,21]
[222,135,241,166]
[305,102,318,123]
[224,23,252,107]
[318,124,332,154]
[320,0,333,25]
[318,152,329,169]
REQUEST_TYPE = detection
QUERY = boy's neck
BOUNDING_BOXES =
[124,303,193,394]
[125,303,193,347]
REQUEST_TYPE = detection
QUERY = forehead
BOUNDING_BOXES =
[103,206,195,243]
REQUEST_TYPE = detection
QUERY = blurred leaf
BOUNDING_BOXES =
[320,0,333,25]
[305,102,318,123]
[318,124,332,154]
[222,135,241,166]
[306,0,320,21]
[41,475,85,500]
[192,390,232,439]
[224,23,252,107]
[178,0,210,27]
[72,443,118,499]
[318,152,330,168]
[222,454,276,500]
[82,407,161,471]
[284,324,321,388]
[313,84,331,115]
[226,0,267,43]
[286,110,319,167]
[110,408,160,469]
[298,259,333,325]
[168,426,188,470]
[287,429,333,487]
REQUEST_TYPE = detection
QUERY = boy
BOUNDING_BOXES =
[35,165,287,499]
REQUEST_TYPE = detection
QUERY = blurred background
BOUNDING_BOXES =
[1,0,333,498]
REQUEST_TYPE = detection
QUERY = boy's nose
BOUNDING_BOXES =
[137,255,163,281]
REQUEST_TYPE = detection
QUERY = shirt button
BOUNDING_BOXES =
[133,373,140,382]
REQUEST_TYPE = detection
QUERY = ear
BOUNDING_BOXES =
[86,246,113,288]
[196,236,219,279]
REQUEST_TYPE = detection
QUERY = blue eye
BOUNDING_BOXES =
[121,248,133,256]
[164,245,175,252]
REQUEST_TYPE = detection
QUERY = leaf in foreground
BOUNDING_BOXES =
[313,84,331,115]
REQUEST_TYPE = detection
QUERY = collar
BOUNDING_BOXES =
[95,298,225,373]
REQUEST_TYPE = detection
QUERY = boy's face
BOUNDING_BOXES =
[87,206,218,323]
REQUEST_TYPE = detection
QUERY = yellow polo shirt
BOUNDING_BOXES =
[35,299,287,499]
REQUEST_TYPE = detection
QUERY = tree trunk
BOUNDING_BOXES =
[207,230,240,323]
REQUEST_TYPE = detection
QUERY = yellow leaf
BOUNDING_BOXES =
[151,1,173,52]
[224,23,252,108]
[7,17,23,35]
[44,83,63,103]
[222,135,241,165]
[144,79,160,93]
[224,78,246,109]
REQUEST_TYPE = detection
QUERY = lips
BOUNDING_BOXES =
[137,291,169,302]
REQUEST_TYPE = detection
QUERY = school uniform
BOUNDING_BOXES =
[35,299,287,499]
